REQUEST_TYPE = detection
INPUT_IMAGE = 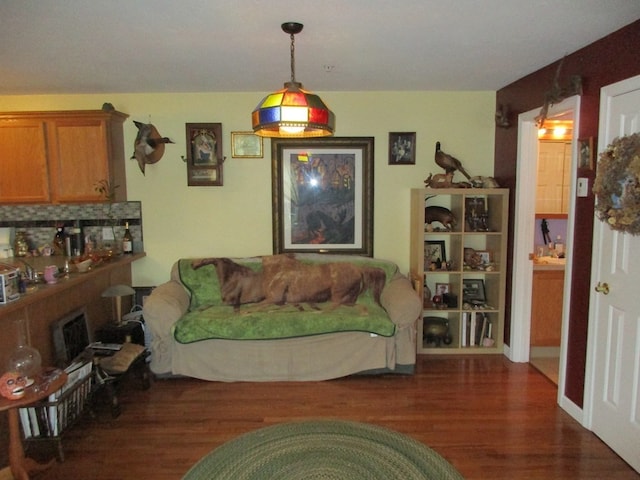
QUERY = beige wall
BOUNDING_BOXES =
[0,91,496,286]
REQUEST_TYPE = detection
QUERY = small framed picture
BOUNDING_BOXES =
[476,250,491,265]
[231,131,263,158]
[465,196,488,232]
[435,282,450,296]
[462,278,486,304]
[185,123,223,186]
[425,240,446,268]
[578,137,594,170]
[388,132,416,165]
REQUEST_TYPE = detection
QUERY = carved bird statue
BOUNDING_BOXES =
[434,142,471,180]
[131,121,174,175]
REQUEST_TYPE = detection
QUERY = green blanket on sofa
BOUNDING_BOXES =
[172,256,397,343]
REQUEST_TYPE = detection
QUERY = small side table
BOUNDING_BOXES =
[0,368,67,480]
[95,320,145,346]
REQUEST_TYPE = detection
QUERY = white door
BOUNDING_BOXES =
[586,74,640,472]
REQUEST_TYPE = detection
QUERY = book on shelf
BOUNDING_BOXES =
[461,312,468,347]
[469,312,476,346]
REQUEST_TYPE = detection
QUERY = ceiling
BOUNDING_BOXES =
[2,0,639,96]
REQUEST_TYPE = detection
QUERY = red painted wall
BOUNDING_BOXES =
[495,20,640,407]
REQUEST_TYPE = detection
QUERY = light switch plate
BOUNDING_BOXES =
[577,177,589,197]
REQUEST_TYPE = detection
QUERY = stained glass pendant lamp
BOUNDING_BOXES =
[252,22,335,138]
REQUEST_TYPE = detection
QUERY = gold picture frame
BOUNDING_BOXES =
[231,131,263,158]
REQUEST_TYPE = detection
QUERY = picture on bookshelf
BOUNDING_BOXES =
[462,278,486,304]
[465,196,489,232]
[425,240,446,269]
[435,282,449,296]
[476,250,491,265]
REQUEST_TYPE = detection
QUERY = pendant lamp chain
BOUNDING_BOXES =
[289,31,296,84]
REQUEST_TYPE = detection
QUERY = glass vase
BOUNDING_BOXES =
[7,318,42,386]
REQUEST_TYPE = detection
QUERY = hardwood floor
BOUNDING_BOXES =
[5,355,638,479]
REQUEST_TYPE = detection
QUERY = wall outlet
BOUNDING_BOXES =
[577,177,589,197]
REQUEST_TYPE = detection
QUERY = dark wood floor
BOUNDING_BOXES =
[9,355,640,479]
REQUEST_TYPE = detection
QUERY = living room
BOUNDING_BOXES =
[1,2,640,478]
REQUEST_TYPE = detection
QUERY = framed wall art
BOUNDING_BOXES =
[185,123,223,186]
[578,137,595,170]
[231,131,263,158]
[271,137,374,256]
[388,132,416,165]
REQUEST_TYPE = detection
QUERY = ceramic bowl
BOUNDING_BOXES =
[76,259,92,273]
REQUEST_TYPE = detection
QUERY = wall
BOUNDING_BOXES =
[0,91,496,285]
[495,20,640,407]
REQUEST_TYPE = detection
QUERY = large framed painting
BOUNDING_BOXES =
[271,137,374,256]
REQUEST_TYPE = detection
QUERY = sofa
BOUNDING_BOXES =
[142,253,421,382]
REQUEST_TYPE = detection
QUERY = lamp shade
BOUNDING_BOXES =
[252,82,335,138]
[252,22,335,138]
[102,284,135,325]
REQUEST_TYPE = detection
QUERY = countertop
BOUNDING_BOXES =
[0,252,145,316]
[533,256,566,271]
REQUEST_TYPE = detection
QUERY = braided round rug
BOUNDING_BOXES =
[182,419,464,479]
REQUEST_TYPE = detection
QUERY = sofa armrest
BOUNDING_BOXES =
[142,281,190,339]
[380,274,422,328]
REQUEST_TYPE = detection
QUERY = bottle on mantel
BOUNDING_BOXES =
[122,222,133,254]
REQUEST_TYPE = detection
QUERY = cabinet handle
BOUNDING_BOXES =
[594,282,609,295]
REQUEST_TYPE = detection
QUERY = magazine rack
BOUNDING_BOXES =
[19,361,92,462]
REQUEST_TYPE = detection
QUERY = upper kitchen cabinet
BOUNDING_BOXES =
[536,140,571,216]
[0,109,129,204]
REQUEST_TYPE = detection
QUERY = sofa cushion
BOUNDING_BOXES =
[173,301,395,343]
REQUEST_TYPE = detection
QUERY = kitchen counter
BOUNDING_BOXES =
[0,252,145,315]
[0,252,145,369]
[533,256,566,271]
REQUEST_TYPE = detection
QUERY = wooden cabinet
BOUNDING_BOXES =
[0,110,129,204]
[536,140,571,215]
[530,268,564,346]
[410,188,509,354]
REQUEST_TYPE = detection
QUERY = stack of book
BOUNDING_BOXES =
[461,311,493,347]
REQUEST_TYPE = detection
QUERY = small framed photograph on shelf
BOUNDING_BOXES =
[476,250,491,265]
[425,240,446,268]
[435,282,449,296]
[465,196,488,231]
[462,278,486,305]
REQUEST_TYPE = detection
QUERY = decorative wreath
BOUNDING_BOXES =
[593,132,640,235]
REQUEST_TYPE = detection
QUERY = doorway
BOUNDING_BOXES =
[509,95,582,422]
[529,120,573,385]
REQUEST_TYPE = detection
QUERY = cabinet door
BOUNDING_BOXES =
[0,119,50,203]
[530,269,564,346]
[47,118,110,203]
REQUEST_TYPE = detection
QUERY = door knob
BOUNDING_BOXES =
[594,282,609,295]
